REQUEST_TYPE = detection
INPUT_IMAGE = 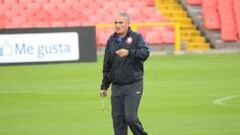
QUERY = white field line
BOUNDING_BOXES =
[213,95,240,107]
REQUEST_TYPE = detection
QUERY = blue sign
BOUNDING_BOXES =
[0,47,3,56]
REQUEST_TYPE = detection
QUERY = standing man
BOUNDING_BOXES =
[100,13,150,135]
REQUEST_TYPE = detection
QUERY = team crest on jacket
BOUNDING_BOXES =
[126,37,133,45]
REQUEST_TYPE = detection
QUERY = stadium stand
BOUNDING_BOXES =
[181,0,240,49]
[4,0,163,26]
[0,0,215,51]
[1,0,176,46]
[157,0,209,50]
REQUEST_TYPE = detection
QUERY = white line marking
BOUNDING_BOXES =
[213,95,240,107]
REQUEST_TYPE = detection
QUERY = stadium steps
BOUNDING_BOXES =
[156,0,210,51]
[180,0,240,49]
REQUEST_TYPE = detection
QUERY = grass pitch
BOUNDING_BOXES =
[0,53,240,135]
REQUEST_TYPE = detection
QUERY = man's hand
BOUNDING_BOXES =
[116,49,129,57]
[100,90,107,97]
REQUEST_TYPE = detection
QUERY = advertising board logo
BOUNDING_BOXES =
[0,47,3,56]
[0,32,79,63]
[0,40,13,57]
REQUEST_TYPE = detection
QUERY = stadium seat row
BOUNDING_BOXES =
[0,0,175,45]
[0,2,160,25]
[187,0,240,41]
[96,26,174,45]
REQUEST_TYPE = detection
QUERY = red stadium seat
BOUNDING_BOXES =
[142,7,156,18]
[103,2,117,10]
[145,31,163,44]
[66,21,81,27]
[96,28,114,45]
[4,0,19,5]
[66,0,80,3]
[127,7,141,21]
[20,7,36,20]
[141,27,168,44]
[149,12,167,22]
[134,2,146,9]
[36,0,49,4]
[202,0,218,11]
[96,8,112,18]
[19,0,35,4]
[51,21,66,27]
[116,1,132,9]
[70,12,88,23]
[35,21,51,28]
[161,30,175,44]
[5,15,29,28]
[4,22,18,29]
[102,15,114,23]
[0,13,4,28]
[89,15,104,24]
[11,3,27,12]
[187,0,202,5]
[42,3,57,21]
[0,5,7,28]
[233,0,240,39]
[203,0,217,7]
[144,0,155,6]
[202,0,220,29]
[81,7,96,18]
[23,20,35,28]
[49,0,64,3]
[137,27,149,37]
[57,2,71,12]
[70,2,86,10]
[218,0,238,41]
[202,11,220,30]
[27,3,42,11]
[4,9,18,22]
[11,16,27,25]
[90,2,103,9]
[42,2,57,11]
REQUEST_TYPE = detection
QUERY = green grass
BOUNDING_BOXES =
[0,53,240,135]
